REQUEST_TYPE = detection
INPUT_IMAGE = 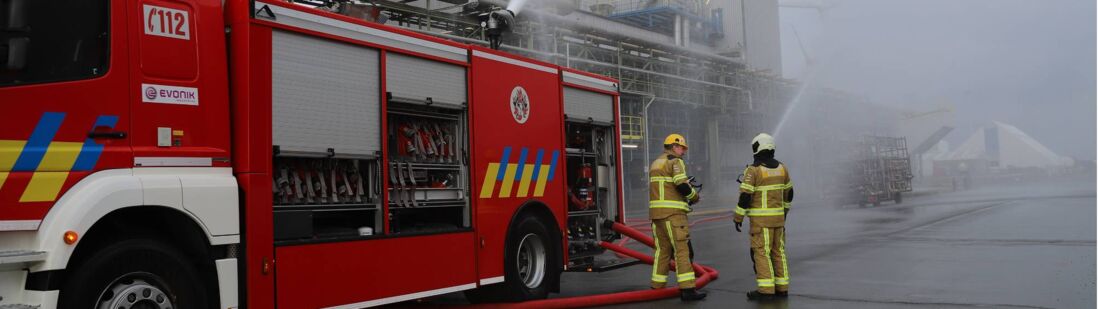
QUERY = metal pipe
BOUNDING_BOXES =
[746,88,754,110]
[674,14,682,47]
[682,16,690,47]
[425,0,431,30]
[642,96,655,174]
[565,42,570,67]
[739,0,749,61]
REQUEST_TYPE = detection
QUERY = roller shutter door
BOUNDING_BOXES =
[272,30,381,157]
[386,53,467,106]
[564,87,614,123]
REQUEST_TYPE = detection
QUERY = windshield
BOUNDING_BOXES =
[0,0,108,87]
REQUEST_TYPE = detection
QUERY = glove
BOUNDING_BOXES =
[734,221,742,232]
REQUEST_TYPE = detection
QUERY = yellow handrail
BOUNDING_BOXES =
[621,115,644,142]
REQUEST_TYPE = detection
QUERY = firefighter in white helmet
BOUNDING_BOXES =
[734,133,794,301]
[648,133,706,301]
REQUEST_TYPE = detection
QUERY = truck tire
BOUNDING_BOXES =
[894,192,903,204]
[502,215,558,301]
[465,215,559,303]
[59,238,208,309]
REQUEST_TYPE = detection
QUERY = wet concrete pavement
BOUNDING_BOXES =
[419,176,1096,308]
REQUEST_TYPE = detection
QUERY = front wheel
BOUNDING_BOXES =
[59,238,209,309]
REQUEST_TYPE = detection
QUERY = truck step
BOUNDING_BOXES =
[0,250,46,265]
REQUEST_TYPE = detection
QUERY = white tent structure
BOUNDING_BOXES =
[944,121,1073,169]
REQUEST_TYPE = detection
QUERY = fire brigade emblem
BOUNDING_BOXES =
[510,86,530,124]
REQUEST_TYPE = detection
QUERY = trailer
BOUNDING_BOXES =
[0,1,626,308]
[853,136,913,206]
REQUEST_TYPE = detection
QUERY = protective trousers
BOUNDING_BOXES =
[750,226,788,294]
[650,214,695,289]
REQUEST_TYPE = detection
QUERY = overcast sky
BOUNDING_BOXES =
[779,0,1096,160]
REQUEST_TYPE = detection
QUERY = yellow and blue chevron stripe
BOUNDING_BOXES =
[0,112,117,203]
[479,147,559,199]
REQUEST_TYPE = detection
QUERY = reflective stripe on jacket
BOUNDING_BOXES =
[734,163,792,227]
[649,151,696,213]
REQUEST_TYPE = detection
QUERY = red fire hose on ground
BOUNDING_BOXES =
[470,221,720,309]
[612,211,735,259]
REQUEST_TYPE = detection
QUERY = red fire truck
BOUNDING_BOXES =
[0,0,625,308]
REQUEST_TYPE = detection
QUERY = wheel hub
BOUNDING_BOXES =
[516,233,546,289]
[97,274,174,309]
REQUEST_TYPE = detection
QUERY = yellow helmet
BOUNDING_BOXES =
[751,133,775,154]
[664,133,688,149]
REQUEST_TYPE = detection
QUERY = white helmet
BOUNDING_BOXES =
[751,133,775,154]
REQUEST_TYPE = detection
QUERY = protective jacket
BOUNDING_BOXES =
[648,150,698,216]
[734,158,793,228]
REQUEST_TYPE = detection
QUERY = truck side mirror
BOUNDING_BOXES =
[3,37,29,70]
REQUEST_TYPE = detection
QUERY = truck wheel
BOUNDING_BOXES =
[465,215,559,303]
[504,215,558,301]
[894,192,903,204]
[59,238,208,309]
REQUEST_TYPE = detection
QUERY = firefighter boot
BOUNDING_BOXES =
[680,288,707,301]
[746,290,775,301]
[775,290,789,298]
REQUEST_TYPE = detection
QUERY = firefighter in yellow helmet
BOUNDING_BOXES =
[649,133,706,301]
[734,133,793,301]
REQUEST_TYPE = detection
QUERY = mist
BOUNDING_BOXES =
[262,0,1098,306]
[779,0,1096,160]
[363,0,1094,203]
[356,1,1096,306]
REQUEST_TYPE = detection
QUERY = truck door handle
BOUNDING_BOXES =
[88,131,127,139]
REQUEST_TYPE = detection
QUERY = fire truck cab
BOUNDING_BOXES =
[0,0,623,308]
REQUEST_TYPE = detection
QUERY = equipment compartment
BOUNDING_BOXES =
[386,102,470,234]
[273,157,379,206]
[273,157,383,243]
[564,121,621,261]
[270,29,387,244]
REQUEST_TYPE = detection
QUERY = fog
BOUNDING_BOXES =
[375,0,1094,204]
[371,1,1096,306]
[779,0,1096,160]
